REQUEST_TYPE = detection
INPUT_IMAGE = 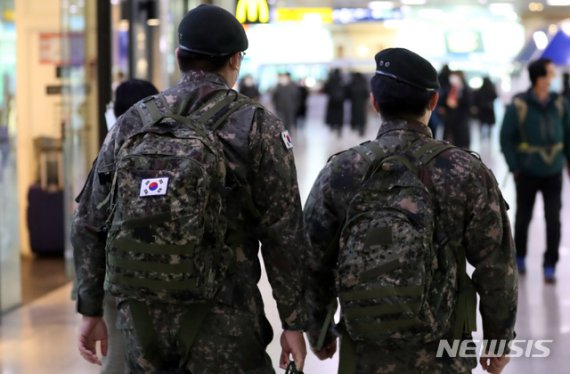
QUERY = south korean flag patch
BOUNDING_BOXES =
[140,177,169,197]
[281,130,294,150]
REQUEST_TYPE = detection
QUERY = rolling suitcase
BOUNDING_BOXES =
[26,137,64,256]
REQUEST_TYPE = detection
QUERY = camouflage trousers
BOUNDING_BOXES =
[350,339,477,374]
[117,301,275,374]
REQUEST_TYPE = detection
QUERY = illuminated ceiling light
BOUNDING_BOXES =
[417,8,445,19]
[547,0,570,6]
[357,45,370,58]
[368,1,395,10]
[529,2,545,11]
[489,3,515,14]
[147,19,160,26]
[532,30,549,50]
[548,24,558,34]
[401,0,427,5]
[561,21,570,36]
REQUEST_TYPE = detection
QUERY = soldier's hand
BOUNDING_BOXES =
[311,339,337,360]
[279,330,307,371]
[480,354,510,374]
[78,316,108,365]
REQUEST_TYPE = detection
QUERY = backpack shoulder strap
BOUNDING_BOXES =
[412,141,455,167]
[411,140,477,339]
[208,90,261,131]
[555,94,564,117]
[136,94,165,127]
[513,97,529,144]
[352,140,386,164]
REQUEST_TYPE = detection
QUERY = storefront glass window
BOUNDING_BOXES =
[0,0,20,313]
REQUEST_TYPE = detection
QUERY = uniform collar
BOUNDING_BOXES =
[376,118,433,139]
[525,88,558,107]
[179,70,230,88]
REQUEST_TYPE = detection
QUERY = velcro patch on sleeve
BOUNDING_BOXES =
[281,130,294,150]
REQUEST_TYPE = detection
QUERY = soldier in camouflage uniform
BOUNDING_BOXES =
[303,48,517,373]
[73,5,307,373]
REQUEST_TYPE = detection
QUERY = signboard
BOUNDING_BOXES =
[236,0,270,24]
[39,32,84,66]
[275,8,333,24]
[445,30,484,54]
[333,7,402,24]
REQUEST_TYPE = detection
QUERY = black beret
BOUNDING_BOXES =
[178,4,248,56]
[374,48,439,91]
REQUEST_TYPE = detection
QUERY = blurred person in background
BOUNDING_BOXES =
[296,78,310,130]
[239,74,261,101]
[474,77,498,140]
[562,72,570,104]
[442,70,473,149]
[500,57,570,284]
[346,72,370,136]
[272,72,300,130]
[429,64,451,139]
[323,68,346,137]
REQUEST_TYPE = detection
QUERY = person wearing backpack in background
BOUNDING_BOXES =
[103,78,160,374]
[72,4,308,373]
[303,48,517,374]
[500,58,570,284]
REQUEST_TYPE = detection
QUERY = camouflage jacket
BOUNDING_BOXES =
[72,71,308,330]
[304,119,517,363]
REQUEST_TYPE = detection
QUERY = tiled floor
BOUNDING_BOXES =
[20,256,68,306]
[1,94,569,373]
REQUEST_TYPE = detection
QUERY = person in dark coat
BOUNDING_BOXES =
[474,77,498,140]
[429,64,451,139]
[238,74,261,101]
[323,68,345,136]
[442,70,473,149]
[272,72,300,130]
[296,78,309,129]
[346,72,370,136]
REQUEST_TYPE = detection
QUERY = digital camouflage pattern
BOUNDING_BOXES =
[304,119,517,373]
[105,92,235,304]
[72,71,309,371]
[116,301,275,373]
[337,140,456,346]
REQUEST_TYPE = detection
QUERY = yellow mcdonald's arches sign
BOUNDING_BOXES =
[236,0,270,24]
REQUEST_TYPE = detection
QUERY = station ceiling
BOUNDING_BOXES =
[272,0,570,17]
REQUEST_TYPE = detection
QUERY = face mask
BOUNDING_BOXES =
[550,77,562,93]
[449,75,462,87]
[278,77,289,85]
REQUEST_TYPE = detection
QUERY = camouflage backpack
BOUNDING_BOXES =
[335,139,477,347]
[104,90,253,304]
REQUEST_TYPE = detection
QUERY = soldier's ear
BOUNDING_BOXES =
[428,91,439,111]
[370,93,379,112]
